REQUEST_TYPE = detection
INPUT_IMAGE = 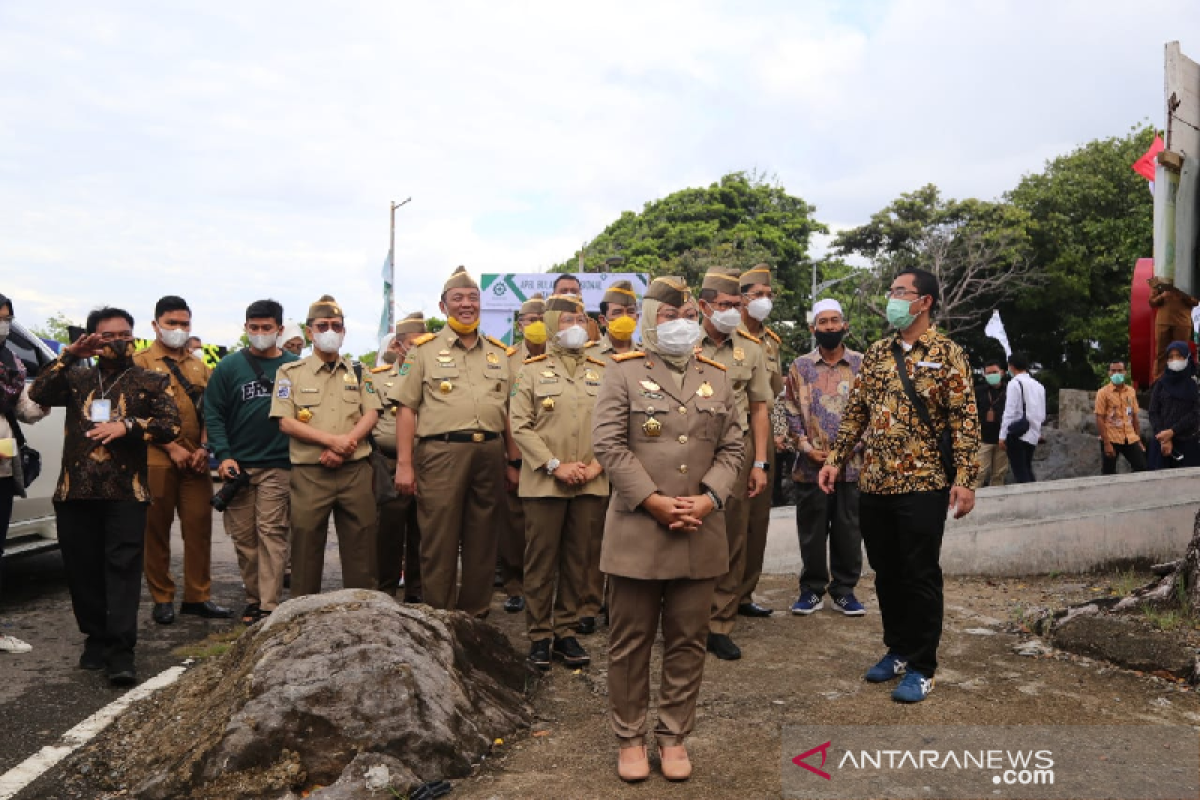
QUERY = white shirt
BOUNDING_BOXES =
[999,372,1046,445]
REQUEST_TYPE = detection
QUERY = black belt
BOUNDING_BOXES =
[376,444,398,458]
[420,431,500,443]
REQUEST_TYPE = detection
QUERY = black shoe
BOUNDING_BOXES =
[79,648,107,671]
[404,595,423,604]
[240,603,261,625]
[552,635,590,667]
[152,602,175,625]
[180,600,233,619]
[706,633,742,661]
[504,596,525,613]
[737,602,774,618]
[528,639,551,671]
[282,572,291,589]
[575,616,597,636]
[106,653,137,687]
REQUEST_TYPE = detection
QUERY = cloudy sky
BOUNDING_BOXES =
[1,1,1196,354]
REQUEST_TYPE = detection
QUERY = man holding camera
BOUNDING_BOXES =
[204,300,298,624]
[134,296,231,625]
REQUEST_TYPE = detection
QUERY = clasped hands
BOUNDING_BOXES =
[552,461,601,486]
[320,433,358,469]
[642,492,715,533]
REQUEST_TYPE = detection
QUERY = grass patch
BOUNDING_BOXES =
[172,628,244,660]
[1109,568,1145,597]
[1141,605,1192,632]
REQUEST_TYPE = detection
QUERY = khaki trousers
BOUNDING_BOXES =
[607,575,716,747]
[144,465,214,604]
[738,455,776,604]
[289,460,378,597]
[523,494,605,641]
[222,467,290,610]
[416,438,504,618]
[578,495,608,619]
[709,432,753,634]
[975,442,1009,488]
[498,489,525,597]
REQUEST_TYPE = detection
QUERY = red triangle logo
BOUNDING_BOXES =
[792,740,832,780]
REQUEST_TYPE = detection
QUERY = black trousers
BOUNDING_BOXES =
[54,500,147,661]
[1006,438,1036,483]
[0,477,14,599]
[1101,441,1147,474]
[859,490,947,678]
[794,482,862,598]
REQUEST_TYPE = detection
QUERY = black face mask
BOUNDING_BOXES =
[814,329,845,350]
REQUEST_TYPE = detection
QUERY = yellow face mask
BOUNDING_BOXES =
[446,316,480,335]
[607,315,637,341]
[523,321,548,345]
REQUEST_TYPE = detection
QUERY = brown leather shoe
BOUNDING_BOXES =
[659,744,692,781]
[617,745,650,782]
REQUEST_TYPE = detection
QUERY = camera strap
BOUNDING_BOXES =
[240,349,274,393]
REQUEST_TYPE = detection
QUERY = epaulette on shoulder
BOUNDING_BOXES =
[484,335,507,349]
[413,332,436,347]
[736,328,762,344]
[506,345,519,357]
[612,351,646,363]
[585,355,606,367]
[524,353,549,364]
[697,354,728,371]
[766,327,782,343]
[370,364,391,374]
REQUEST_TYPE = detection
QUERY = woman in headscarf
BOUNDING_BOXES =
[592,276,744,783]
[1149,340,1200,469]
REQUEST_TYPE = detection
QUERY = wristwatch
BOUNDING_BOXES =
[702,485,723,511]
[753,460,770,470]
[507,458,522,469]
[545,457,561,475]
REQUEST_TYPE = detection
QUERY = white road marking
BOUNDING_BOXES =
[0,663,189,799]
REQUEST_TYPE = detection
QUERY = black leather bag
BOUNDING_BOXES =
[5,410,40,489]
[1006,380,1030,439]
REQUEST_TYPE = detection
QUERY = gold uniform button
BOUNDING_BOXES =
[678,406,687,415]
[678,435,688,444]
[678,464,688,474]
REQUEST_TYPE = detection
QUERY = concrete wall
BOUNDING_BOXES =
[763,469,1200,578]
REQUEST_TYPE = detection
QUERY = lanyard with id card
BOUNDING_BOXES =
[90,398,112,422]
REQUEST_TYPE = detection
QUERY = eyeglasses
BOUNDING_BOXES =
[708,300,742,312]
[311,322,344,333]
[885,288,921,299]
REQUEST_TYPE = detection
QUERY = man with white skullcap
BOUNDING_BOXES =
[781,297,866,617]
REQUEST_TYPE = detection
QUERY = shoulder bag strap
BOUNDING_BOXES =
[240,348,274,392]
[890,342,954,477]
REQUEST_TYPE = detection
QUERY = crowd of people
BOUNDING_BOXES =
[18,261,1193,782]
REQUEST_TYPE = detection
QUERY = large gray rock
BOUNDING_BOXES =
[1051,612,1195,678]
[61,590,533,800]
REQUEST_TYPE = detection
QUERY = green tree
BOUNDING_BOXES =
[426,317,446,334]
[31,312,76,344]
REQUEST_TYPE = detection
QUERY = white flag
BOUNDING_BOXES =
[984,309,1011,357]
[378,250,394,342]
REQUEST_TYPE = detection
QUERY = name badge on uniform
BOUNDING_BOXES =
[90,399,112,422]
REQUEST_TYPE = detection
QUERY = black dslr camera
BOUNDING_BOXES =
[211,469,252,512]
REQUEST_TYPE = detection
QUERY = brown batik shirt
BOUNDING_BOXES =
[826,327,980,494]
[28,352,181,503]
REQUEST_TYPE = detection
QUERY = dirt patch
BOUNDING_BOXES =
[448,572,1200,799]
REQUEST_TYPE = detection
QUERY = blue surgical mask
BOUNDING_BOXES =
[886,297,918,330]
[1111,373,1125,386]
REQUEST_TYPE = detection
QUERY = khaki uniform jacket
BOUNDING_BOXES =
[509,347,610,498]
[697,329,772,434]
[388,328,511,436]
[759,325,785,399]
[268,355,382,464]
[133,341,210,466]
[593,353,744,580]
[366,363,401,453]
[597,333,641,363]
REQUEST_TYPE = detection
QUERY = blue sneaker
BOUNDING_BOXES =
[832,593,865,616]
[790,591,824,615]
[891,670,934,703]
[864,652,907,683]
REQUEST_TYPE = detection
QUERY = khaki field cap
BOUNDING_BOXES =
[544,294,585,314]
[395,311,425,336]
[443,265,479,294]
[307,294,343,321]
[520,293,546,316]
[739,263,773,291]
[644,276,691,308]
[702,267,742,294]
[603,280,638,306]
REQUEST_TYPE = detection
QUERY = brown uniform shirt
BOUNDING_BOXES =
[1095,383,1141,445]
[133,340,210,466]
[366,363,402,454]
[592,352,744,580]
[509,348,610,498]
[696,329,772,434]
[388,328,511,437]
[268,355,382,464]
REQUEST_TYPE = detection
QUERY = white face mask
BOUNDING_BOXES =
[708,307,742,334]
[313,330,344,353]
[0,320,10,340]
[746,297,773,321]
[556,325,589,350]
[248,333,277,351]
[160,328,190,350]
[1168,359,1189,372]
[655,318,703,355]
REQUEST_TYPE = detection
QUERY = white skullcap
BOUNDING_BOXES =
[278,322,304,343]
[812,298,844,318]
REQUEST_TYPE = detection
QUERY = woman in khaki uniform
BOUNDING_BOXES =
[592,276,744,783]
[509,294,609,670]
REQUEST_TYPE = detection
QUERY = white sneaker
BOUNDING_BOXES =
[0,634,31,653]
